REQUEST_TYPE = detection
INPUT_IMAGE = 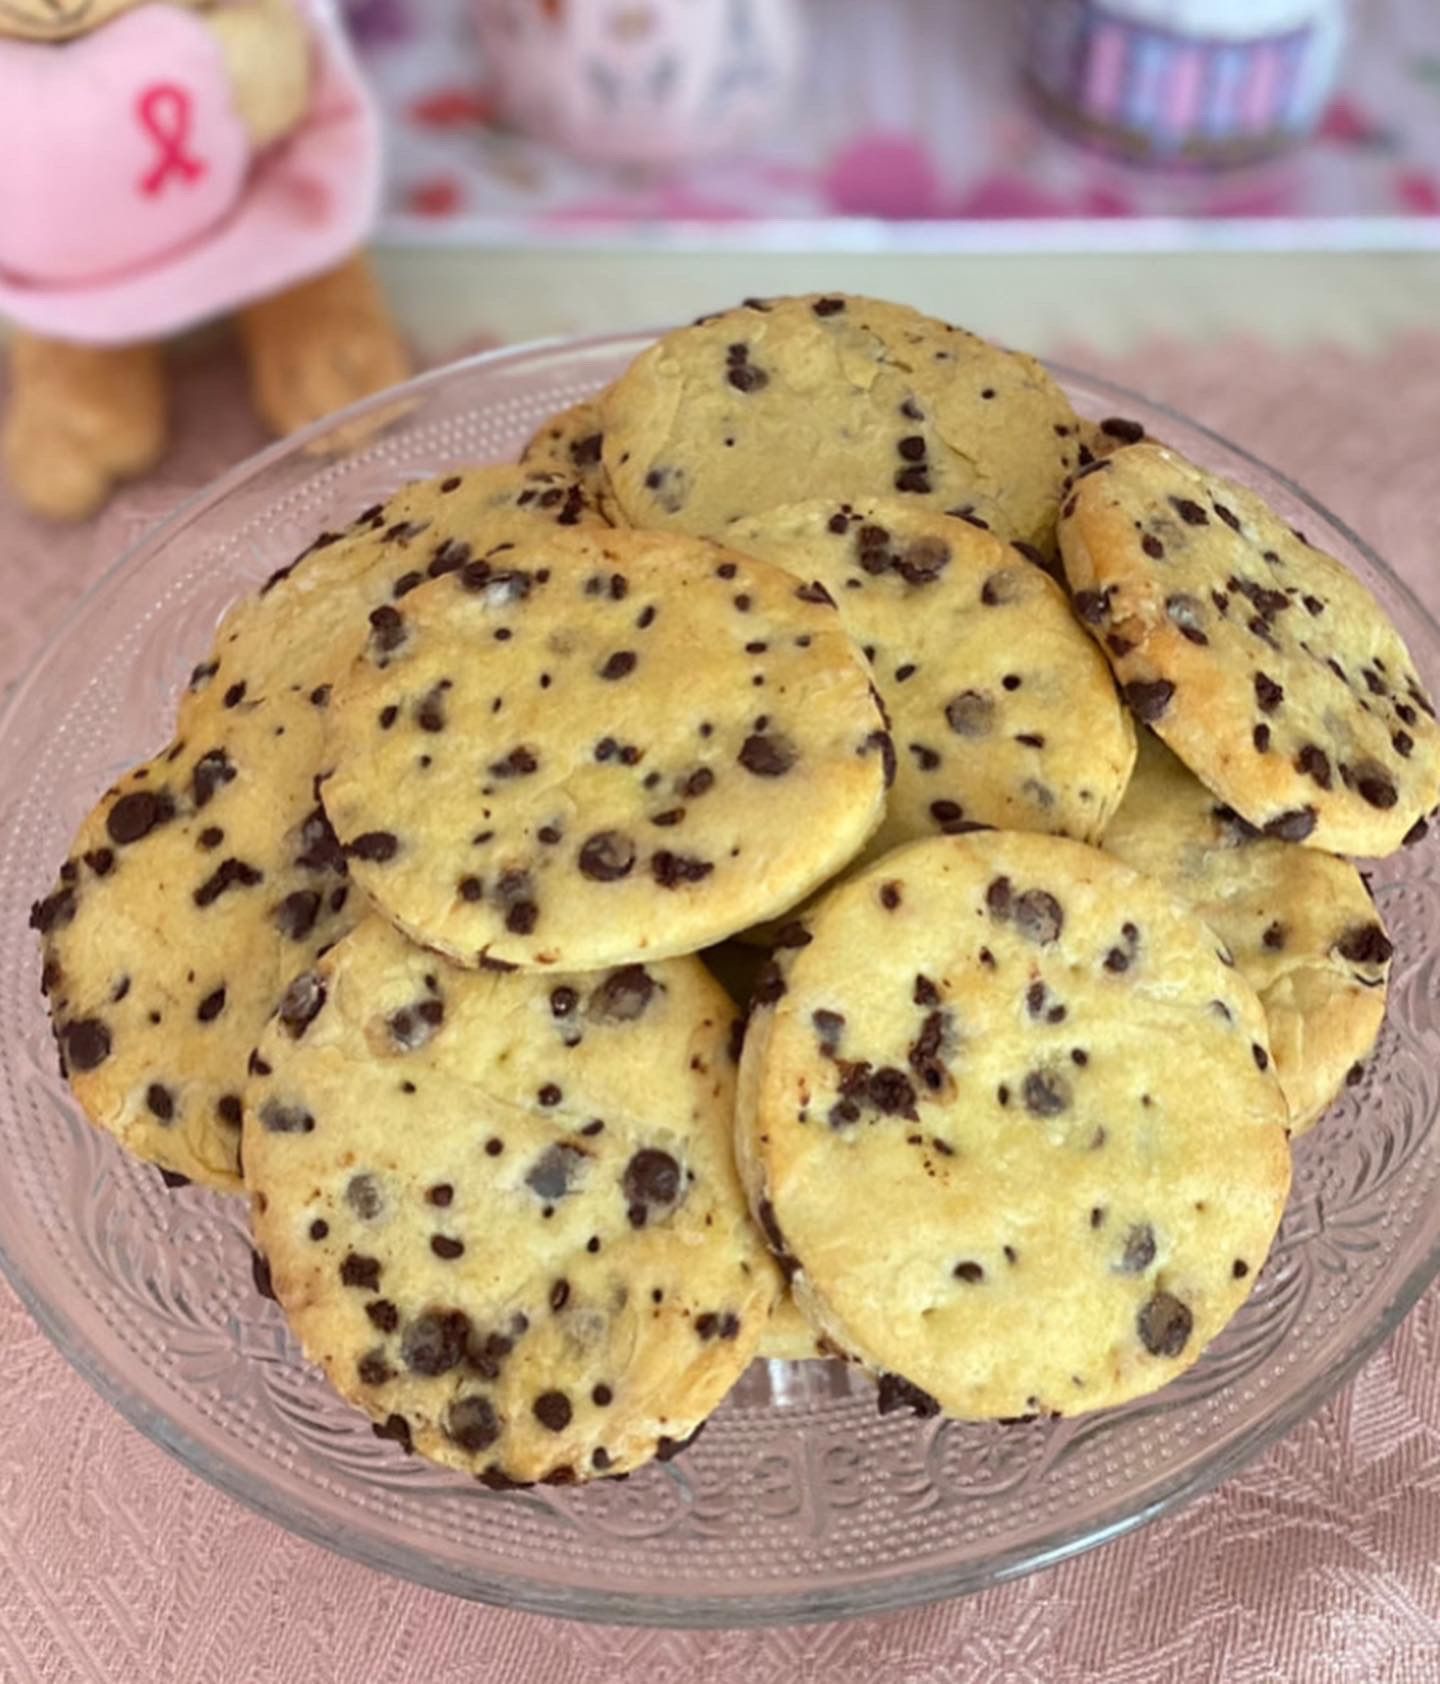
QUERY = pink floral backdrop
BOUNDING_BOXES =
[347,0,1440,241]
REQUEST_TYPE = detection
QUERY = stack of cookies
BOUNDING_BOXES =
[32,295,1439,1488]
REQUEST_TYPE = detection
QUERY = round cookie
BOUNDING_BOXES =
[243,915,777,1486]
[722,497,1136,855]
[320,526,890,970]
[1059,441,1440,856]
[736,831,1292,1421]
[1104,729,1391,1134]
[31,697,354,1191]
[520,396,623,524]
[33,468,603,1192]
[600,294,1081,552]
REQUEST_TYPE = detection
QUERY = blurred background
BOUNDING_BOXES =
[362,0,1440,353]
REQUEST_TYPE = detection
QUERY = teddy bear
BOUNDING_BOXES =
[0,0,408,519]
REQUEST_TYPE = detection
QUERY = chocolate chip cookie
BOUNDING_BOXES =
[600,295,1081,552]
[1060,442,1440,856]
[31,697,353,1191]
[735,831,1291,1420]
[723,497,1135,855]
[1104,729,1391,1133]
[320,525,890,970]
[243,915,776,1485]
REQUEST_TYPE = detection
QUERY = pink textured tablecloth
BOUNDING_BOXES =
[4,333,1440,1684]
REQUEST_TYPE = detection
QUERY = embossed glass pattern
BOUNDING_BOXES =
[0,336,1437,1627]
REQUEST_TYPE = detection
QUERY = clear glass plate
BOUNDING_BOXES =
[1,334,1438,1629]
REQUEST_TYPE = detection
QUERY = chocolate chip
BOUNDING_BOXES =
[1014,890,1063,945]
[1356,769,1399,809]
[345,1173,383,1220]
[534,1391,572,1432]
[894,465,931,494]
[144,1082,173,1122]
[28,885,76,935]
[1337,922,1393,966]
[1022,1070,1069,1116]
[61,1017,111,1072]
[738,733,796,777]
[728,363,768,394]
[107,789,175,847]
[1137,1291,1192,1357]
[1253,1042,1269,1071]
[1100,416,1145,444]
[365,1299,398,1333]
[340,1252,382,1291]
[952,1261,985,1284]
[1119,1224,1156,1273]
[193,856,264,908]
[812,1008,846,1053]
[217,1094,243,1128]
[1262,807,1317,842]
[402,1309,471,1376]
[893,537,950,587]
[346,832,399,863]
[1165,593,1207,642]
[258,1098,313,1134]
[523,1145,584,1206]
[366,607,406,657]
[985,876,1013,919]
[1123,680,1176,723]
[196,985,226,1023]
[944,689,995,738]
[578,831,636,882]
[599,651,637,681]
[812,296,846,316]
[585,965,656,1024]
[272,888,321,941]
[191,749,235,810]
[623,1148,681,1227]
[867,1067,918,1118]
[442,1395,500,1454]
[428,537,472,578]
[1296,744,1332,789]
[980,569,1025,608]
[1072,589,1110,625]
[277,971,326,1039]
[1169,497,1209,526]
[1253,724,1271,753]
[489,746,539,779]
[651,851,713,888]
[431,1235,464,1260]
